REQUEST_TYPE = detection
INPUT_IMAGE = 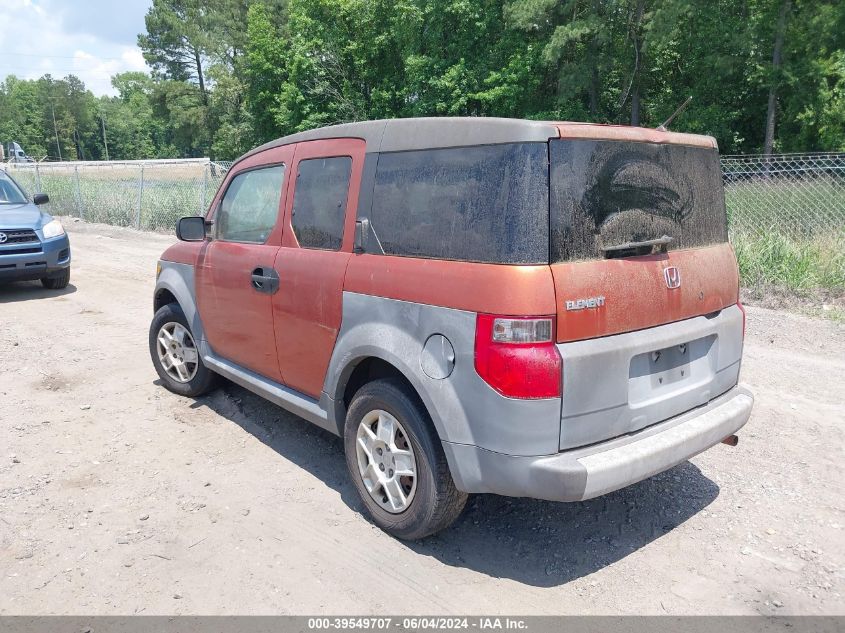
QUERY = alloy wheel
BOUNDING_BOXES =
[156,322,199,383]
[355,409,418,513]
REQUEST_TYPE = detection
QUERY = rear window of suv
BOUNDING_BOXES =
[369,143,549,264]
[550,139,728,262]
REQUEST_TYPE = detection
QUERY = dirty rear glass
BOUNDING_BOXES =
[369,143,549,264]
[550,139,728,261]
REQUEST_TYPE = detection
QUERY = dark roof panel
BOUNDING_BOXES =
[234,117,718,169]
[246,120,388,159]
[379,117,558,152]
[238,117,560,165]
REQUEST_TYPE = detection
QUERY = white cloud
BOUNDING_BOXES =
[0,0,152,96]
[122,48,148,71]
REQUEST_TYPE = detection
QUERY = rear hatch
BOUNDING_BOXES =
[548,136,743,449]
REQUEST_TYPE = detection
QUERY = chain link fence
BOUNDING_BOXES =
[722,152,845,240]
[721,153,844,291]
[5,159,233,232]
[4,153,844,241]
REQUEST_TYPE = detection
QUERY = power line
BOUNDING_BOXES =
[0,65,135,77]
[4,52,126,61]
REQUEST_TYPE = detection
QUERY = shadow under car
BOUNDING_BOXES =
[0,280,77,303]
[185,380,720,588]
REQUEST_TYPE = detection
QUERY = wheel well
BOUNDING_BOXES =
[154,288,177,312]
[342,357,418,410]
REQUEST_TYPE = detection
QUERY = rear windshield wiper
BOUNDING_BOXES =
[601,235,674,255]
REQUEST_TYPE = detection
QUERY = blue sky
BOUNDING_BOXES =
[0,0,153,96]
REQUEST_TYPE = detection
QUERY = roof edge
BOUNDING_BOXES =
[234,117,559,167]
[553,122,718,149]
[233,117,718,169]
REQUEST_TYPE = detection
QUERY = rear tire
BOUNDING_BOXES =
[41,268,70,290]
[149,302,217,397]
[344,378,467,539]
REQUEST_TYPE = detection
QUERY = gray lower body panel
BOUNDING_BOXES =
[557,304,745,450]
[444,385,753,502]
[325,292,562,456]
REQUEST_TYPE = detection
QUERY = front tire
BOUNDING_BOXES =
[41,268,70,290]
[344,379,467,539]
[149,302,217,397]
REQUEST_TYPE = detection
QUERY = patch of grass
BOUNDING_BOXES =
[725,177,845,238]
[9,166,226,232]
[805,305,845,323]
[733,231,845,292]
[725,176,845,307]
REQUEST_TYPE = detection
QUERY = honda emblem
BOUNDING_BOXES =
[664,266,681,289]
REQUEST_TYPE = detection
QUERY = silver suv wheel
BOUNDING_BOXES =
[355,409,417,513]
[155,322,199,383]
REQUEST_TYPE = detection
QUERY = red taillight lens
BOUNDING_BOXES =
[474,314,562,399]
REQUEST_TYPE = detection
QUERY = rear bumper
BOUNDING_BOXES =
[443,385,753,502]
[0,234,70,282]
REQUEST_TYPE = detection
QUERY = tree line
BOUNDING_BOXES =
[1,0,843,162]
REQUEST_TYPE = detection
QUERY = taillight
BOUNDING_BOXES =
[474,314,562,399]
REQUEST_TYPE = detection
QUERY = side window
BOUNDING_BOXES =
[368,143,549,264]
[217,165,285,243]
[291,156,352,250]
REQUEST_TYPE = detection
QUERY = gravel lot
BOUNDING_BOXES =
[1,221,843,615]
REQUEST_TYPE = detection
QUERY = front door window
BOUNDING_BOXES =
[217,165,285,244]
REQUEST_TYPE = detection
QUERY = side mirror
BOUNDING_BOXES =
[33,193,49,205]
[176,216,207,242]
[354,218,370,253]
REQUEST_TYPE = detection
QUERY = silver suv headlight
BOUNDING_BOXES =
[42,219,65,239]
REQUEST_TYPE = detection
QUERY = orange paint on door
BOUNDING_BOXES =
[273,138,367,398]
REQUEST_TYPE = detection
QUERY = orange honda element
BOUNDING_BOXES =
[149,117,753,539]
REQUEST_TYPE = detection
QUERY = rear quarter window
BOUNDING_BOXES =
[368,143,549,264]
[550,140,728,261]
[291,156,352,251]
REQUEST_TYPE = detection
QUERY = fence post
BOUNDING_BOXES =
[201,162,208,214]
[136,163,145,230]
[35,163,42,193]
[74,165,84,219]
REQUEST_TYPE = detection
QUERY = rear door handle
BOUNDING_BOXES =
[251,267,280,294]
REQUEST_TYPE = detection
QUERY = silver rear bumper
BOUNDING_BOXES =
[557,304,746,450]
[443,385,753,502]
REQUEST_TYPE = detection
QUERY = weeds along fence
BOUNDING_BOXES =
[722,153,844,291]
[6,159,234,232]
[5,152,844,289]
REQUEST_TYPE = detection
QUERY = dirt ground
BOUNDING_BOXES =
[1,221,843,616]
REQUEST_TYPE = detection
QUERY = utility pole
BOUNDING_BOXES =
[50,101,62,161]
[100,114,109,161]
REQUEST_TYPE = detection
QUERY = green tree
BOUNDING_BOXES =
[775,0,845,152]
[4,0,844,159]
[139,0,215,104]
[100,72,163,159]
[0,76,49,159]
[245,2,290,140]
